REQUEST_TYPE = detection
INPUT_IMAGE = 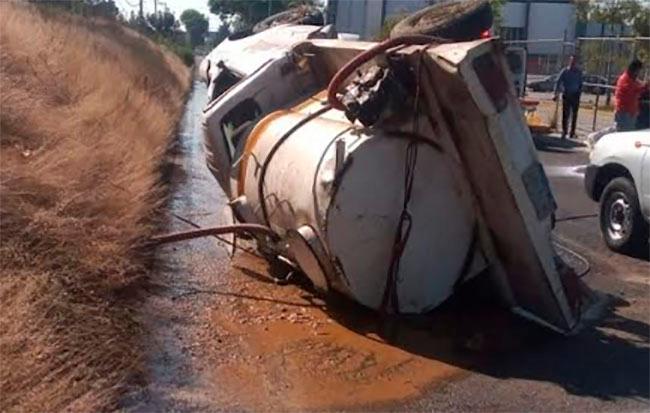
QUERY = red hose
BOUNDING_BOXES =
[150,223,278,245]
[326,35,438,111]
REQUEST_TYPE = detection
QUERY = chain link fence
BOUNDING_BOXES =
[504,37,648,133]
[504,39,575,77]
[504,37,648,79]
[577,37,650,84]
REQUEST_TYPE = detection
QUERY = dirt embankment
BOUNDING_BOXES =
[0,3,190,411]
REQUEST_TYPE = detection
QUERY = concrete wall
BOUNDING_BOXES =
[333,0,428,40]
[383,0,429,19]
[502,2,527,28]
[334,0,383,39]
[527,2,576,55]
[334,0,368,38]
[501,1,576,55]
[365,0,383,39]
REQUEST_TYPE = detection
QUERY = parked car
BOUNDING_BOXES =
[528,73,608,94]
[582,75,608,95]
[528,74,557,92]
[584,129,650,252]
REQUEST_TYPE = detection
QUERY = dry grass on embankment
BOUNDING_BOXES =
[0,3,190,411]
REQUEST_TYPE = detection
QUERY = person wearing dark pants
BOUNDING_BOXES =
[554,55,583,139]
[561,92,580,138]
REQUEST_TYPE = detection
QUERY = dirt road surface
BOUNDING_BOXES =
[126,81,648,412]
[527,91,615,137]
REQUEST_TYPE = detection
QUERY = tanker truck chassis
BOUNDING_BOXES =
[196,25,588,333]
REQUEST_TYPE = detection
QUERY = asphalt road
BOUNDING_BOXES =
[131,82,648,412]
[394,135,649,412]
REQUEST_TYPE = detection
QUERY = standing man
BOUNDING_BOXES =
[614,59,648,131]
[554,55,583,139]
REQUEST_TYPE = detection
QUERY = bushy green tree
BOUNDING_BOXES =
[574,0,649,79]
[147,10,179,36]
[212,22,231,46]
[489,0,507,29]
[574,0,649,37]
[180,9,209,48]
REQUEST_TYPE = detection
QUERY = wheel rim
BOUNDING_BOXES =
[607,193,632,241]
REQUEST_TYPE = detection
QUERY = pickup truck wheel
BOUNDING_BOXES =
[390,0,492,41]
[599,177,649,252]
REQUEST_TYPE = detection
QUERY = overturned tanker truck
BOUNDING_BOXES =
[194,1,589,333]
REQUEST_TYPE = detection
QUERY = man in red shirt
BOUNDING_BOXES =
[614,59,648,131]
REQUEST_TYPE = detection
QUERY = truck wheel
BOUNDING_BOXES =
[599,177,649,252]
[390,0,493,41]
[252,6,323,34]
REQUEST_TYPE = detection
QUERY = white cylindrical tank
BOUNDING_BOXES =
[237,106,479,313]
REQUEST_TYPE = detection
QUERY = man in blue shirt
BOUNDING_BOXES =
[554,55,583,139]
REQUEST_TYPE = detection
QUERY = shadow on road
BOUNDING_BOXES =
[319,274,649,403]
[622,243,650,261]
[533,134,587,153]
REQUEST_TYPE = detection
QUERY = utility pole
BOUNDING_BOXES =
[154,0,157,15]
[139,0,143,19]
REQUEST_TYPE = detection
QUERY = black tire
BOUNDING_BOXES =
[390,0,493,41]
[599,177,649,253]
[252,6,323,34]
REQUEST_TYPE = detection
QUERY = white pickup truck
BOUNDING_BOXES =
[584,130,650,252]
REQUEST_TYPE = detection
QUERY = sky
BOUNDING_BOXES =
[115,0,222,31]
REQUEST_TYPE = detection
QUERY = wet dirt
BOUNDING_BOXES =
[196,255,467,411]
[129,79,563,412]
[179,247,542,412]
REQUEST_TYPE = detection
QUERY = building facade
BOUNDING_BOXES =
[328,0,430,39]
[329,0,636,53]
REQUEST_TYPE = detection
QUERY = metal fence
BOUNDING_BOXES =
[504,36,649,132]
[577,37,650,84]
[504,36,649,78]
[503,38,575,77]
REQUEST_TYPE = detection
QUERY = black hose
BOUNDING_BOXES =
[555,213,598,223]
[552,235,591,279]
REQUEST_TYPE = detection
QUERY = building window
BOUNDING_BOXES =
[500,27,526,41]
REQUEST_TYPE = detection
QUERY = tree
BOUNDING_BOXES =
[574,0,649,75]
[489,0,507,30]
[208,0,313,27]
[574,0,649,37]
[211,22,231,46]
[87,0,118,19]
[147,10,179,36]
[180,9,209,48]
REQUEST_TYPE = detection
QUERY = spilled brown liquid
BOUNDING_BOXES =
[196,253,535,411]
